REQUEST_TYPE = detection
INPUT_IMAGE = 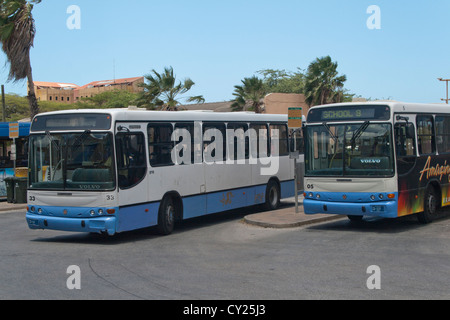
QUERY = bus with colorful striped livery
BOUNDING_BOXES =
[303,101,450,223]
[26,108,301,235]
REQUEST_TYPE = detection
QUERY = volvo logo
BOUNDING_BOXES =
[360,159,381,164]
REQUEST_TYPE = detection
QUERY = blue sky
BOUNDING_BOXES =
[1,0,450,104]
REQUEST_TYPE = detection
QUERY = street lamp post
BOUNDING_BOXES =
[438,78,450,104]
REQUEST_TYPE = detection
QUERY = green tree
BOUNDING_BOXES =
[257,68,305,94]
[3,92,28,120]
[136,66,205,111]
[231,76,267,113]
[0,0,41,119]
[304,56,347,106]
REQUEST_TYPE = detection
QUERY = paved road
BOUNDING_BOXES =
[1,205,449,300]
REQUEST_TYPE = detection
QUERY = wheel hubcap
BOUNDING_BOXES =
[166,205,174,225]
[428,195,436,215]
[269,187,278,206]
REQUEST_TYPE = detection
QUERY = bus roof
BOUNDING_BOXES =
[33,108,289,124]
[308,101,450,115]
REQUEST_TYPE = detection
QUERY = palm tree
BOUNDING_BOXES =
[136,66,205,111]
[0,0,40,119]
[304,56,347,107]
[231,76,266,113]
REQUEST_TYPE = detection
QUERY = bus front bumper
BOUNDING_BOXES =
[26,213,117,236]
[303,198,398,218]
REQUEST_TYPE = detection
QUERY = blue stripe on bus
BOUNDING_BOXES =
[26,180,296,235]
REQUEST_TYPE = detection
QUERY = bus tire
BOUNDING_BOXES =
[265,180,280,211]
[418,187,438,224]
[158,196,176,235]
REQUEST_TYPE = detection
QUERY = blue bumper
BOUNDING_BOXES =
[26,213,117,235]
[303,192,399,218]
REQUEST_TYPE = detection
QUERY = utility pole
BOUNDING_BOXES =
[438,78,450,104]
[1,85,5,121]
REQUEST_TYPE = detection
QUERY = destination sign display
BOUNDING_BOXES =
[307,105,391,123]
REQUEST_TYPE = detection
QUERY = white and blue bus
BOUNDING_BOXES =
[26,108,301,235]
[303,101,450,223]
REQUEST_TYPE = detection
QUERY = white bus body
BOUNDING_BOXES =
[26,109,301,235]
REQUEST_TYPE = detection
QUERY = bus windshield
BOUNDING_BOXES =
[28,132,115,191]
[305,123,394,177]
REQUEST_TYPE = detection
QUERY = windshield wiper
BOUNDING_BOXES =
[46,131,61,152]
[350,121,370,145]
[72,130,92,151]
[322,123,339,143]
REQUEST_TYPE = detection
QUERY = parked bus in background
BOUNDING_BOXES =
[0,122,30,199]
[303,101,450,223]
[26,108,303,236]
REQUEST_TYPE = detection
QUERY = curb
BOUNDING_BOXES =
[243,213,344,229]
[0,202,27,213]
[243,198,346,229]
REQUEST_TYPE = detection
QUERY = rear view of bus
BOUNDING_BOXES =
[303,103,398,221]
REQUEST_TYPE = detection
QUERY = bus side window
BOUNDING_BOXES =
[417,115,435,155]
[250,123,269,158]
[435,116,450,154]
[116,132,147,189]
[227,123,249,161]
[148,123,174,167]
[288,128,304,154]
[203,122,226,162]
[270,124,289,156]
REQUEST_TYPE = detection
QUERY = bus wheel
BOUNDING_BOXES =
[158,196,175,235]
[265,180,280,211]
[418,187,438,224]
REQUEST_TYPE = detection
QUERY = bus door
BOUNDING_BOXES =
[394,114,419,216]
[115,123,149,207]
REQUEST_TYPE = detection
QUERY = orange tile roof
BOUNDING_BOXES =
[34,81,80,89]
[35,77,143,90]
[79,77,143,89]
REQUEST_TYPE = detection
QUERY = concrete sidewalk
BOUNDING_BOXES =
[243,197,345,228]
[0,200,27,212]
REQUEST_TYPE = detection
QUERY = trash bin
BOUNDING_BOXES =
[5,177,14,203]
[13,177,28,204]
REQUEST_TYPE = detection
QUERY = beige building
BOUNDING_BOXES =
[263,93,309,116]
[184,93,309,117]
[34,77,144,104]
